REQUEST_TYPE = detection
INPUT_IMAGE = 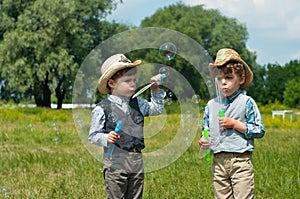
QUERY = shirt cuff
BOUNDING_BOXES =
[244,123,252,139]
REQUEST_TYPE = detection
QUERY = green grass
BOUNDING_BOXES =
[0,108,299,198]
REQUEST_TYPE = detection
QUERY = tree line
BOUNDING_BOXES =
[1,1,299,108]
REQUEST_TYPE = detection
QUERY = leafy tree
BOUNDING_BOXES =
[283,79,300,108]
[264,63,286,103]
[0,0,124,108]
[140,3,259,101]
[282,60,300,107]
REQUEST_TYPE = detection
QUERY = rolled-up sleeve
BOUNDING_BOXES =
[88,106,108,147]
[245,98,265,139]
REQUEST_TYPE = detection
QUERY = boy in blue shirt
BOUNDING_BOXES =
[89,54,165,199]
[199,48,265,199]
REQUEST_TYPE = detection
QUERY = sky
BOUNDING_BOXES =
[106,0,300,66]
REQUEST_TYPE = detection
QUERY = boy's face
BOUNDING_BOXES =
[108,73,137,98]
[216,69,245,97]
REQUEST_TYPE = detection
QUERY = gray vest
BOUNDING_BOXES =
[98,97,145,154]
[208,94,254,153]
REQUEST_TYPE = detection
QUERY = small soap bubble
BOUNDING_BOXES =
[159,66,170,77]
[206,80,213,88]
[158,42,177,61]
[192,95,200,104]
[52,138,60,145]
[108,112,117,123]
[167,91,173,98]
[165,98,172,105]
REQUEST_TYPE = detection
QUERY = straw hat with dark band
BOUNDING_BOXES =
[98,54,141,94]
[209,48,253,90]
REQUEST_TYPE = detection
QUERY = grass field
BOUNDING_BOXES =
[0,107,300,198]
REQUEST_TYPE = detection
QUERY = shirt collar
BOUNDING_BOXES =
[107,94,130,105]
[224,90,242,105]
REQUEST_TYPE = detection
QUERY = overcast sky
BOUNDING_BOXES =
[107,0,300,66]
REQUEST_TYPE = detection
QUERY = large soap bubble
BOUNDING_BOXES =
[72,27,215,173]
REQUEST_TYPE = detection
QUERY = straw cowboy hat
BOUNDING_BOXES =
[98,54,142,94]
[209,48,253,90]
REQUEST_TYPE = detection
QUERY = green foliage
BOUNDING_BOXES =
[1,108,300,198]
[140,3,261,101]
[283,79,300,108]
[0,0,124,107]
[1,0,300,109]
[258,100,291,114]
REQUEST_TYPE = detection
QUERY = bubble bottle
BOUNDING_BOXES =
[203,127,211,162]
[199,126,211,162]
[219,109,225,135]
[105,120,122,158]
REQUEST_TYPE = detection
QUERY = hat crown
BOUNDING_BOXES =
[101,54,133,75]
[215,48,240,64]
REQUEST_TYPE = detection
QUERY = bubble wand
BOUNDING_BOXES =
[105,120,122,157]
[215,77,225,134]
[132,73,166,98]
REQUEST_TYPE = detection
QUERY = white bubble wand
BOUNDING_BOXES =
[132,67,169,98]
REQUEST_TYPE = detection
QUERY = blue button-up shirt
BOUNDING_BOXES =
[89,90,165,147]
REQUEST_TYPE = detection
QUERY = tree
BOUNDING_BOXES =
[264,63,287,103]
[139,3,259,101]
[0,0,123,108]
[283,60,300,107]
[283,79,300,108]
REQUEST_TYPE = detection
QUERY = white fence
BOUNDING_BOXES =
[1,104,96,109]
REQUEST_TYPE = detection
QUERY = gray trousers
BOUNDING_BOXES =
[103,151,144,199]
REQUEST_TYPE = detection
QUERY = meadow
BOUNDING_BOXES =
[0,106,299,198]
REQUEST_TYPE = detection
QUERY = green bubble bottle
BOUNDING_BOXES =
[219,110,225,135]
[203,127,211,162]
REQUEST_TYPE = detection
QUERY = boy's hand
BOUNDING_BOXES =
[198,137,211,150]
[150,74,163,92]
[219,117,246,134]
[219,117,235,130]
[107,131,120,143]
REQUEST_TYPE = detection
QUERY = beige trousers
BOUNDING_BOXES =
[212,152,254,199]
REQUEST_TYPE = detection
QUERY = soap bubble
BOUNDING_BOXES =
[159,42,177,61]
[108,112,117,123]
[167,91,173,98]
[72,27,215,173]
[159,66,170,77]
[192,95,200,104]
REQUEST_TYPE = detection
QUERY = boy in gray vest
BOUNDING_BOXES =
[199,48,265,199]
[89,54,165,199]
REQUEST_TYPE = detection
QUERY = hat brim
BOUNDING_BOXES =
[209,56,253,90]
[98,60,141,94]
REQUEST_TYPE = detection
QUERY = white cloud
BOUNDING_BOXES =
[287,16,300,39]
[183,0,300,64]
[290,50,300,60]
[107,0,300,64]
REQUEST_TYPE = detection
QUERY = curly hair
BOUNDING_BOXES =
[218,62,245,77]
